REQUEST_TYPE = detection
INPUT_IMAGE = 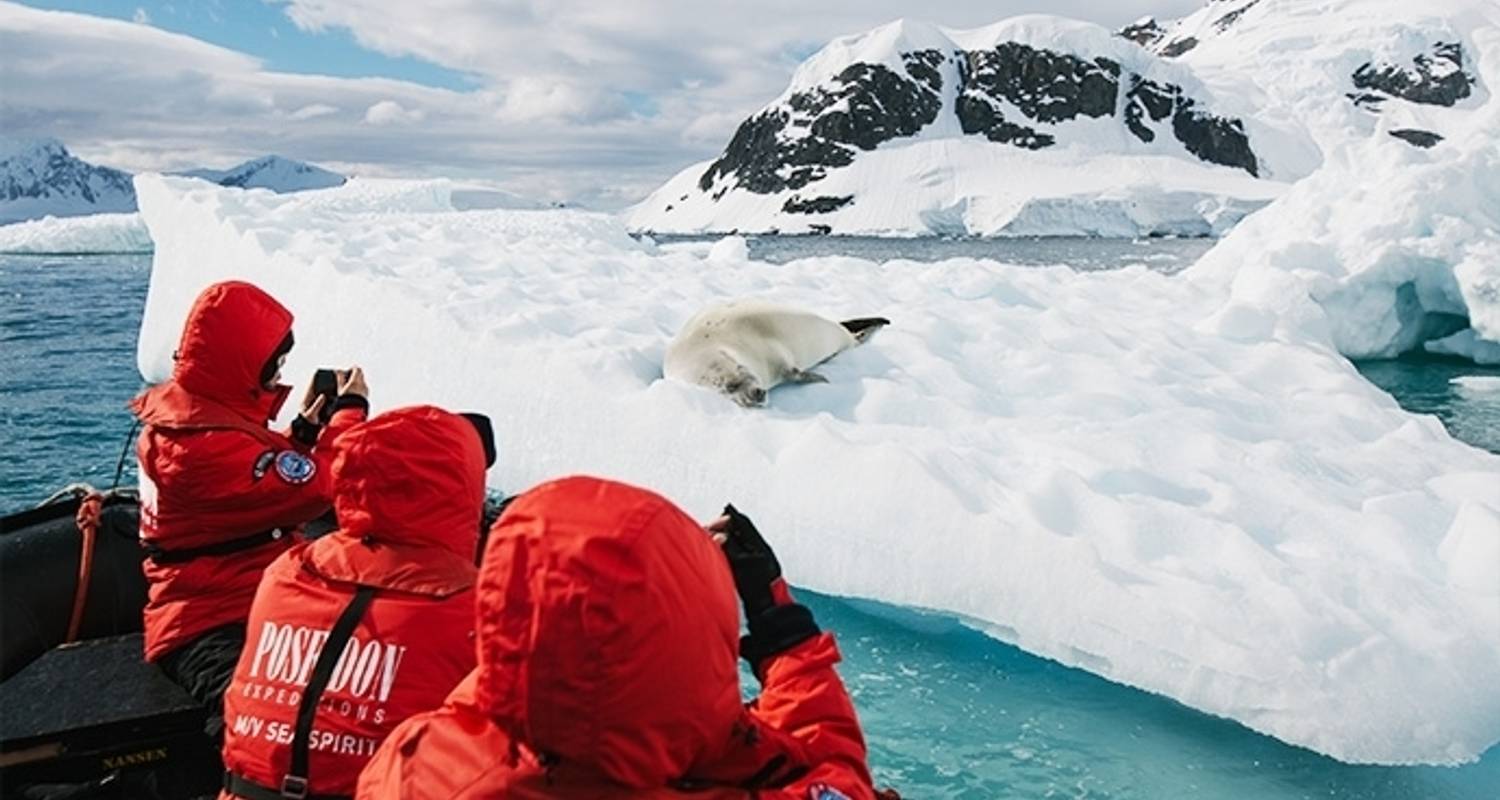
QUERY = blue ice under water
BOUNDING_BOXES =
[2,251,1497,799]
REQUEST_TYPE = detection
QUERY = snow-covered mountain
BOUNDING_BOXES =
[0,141,346,225]
[178,155,345,193]
[0,139,136,225]
[1123,0,1482,154]
[630,1,1487,237]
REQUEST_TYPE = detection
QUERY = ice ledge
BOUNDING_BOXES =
[136,173,1500,765]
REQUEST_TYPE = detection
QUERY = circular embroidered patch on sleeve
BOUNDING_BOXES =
[274,450,317,484]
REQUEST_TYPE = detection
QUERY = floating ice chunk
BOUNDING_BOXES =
[0,213,152,254]
[707,235,750,263]
[1428,329,1500,364]
[1452,375,1500,393]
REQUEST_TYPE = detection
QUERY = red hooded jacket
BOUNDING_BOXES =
[221,406,485,798]
[131,281,366,662]
[356,476,876,799]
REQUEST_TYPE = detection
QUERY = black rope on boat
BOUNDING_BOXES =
[111,417,143,492]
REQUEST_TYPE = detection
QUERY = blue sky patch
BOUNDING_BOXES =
[20,0,478,90]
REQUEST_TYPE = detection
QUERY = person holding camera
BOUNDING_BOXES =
[220,405,496,800]
[129,280,368,736]
[356,476,880,799]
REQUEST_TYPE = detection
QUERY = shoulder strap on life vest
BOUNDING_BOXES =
[225,584,376,800]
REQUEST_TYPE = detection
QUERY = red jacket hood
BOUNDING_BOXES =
[309,406,487,596]
[475,476,744,788]
[132,280,294,427]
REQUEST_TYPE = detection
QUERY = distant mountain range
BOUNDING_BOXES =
[630,0,1484,237]
[0,139,345,225]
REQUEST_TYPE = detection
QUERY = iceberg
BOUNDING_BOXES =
[135,172,1500,766]
[0,212,153,254]
[1188,21,1500,363]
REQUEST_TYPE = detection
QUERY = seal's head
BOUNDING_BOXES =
[700,353,767,407]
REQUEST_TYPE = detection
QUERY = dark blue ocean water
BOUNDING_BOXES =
[2,252,1498,799]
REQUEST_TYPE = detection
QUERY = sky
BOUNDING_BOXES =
[1,0,1204,208]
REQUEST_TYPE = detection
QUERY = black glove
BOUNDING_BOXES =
[720,504,819,670]
[720,503,784,617]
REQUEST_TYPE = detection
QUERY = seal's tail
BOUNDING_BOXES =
[841,317,890,344]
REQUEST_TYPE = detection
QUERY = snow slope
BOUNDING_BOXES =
[135,174,1500,765]
[1152,0,1487,161]
[0,213,152,254]
[179,155,345,192]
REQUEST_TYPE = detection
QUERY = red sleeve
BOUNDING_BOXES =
[156,406,367,538]
[747,633,875,800]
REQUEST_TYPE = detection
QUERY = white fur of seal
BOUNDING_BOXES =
[664,300,887,407]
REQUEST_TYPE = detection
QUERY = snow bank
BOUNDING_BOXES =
[1189,24,1500,361]
[135,174,1500,766]
[0,212,152,254]
[636,145,1279,238]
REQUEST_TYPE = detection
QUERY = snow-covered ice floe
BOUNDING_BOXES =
[0,212,153,254]
[135,173,1500,766]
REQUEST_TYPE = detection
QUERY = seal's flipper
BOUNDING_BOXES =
[786,369,829,384]
[841,317,890,344]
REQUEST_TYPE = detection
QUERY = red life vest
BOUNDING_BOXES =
[357,477,877,800]
[222,406,485,798]
[131,281,366,662]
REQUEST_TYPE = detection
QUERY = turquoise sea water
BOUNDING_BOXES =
[2,251,1497,798]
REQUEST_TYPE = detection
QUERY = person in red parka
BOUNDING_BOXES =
[356,476,883,800]
[220,405,494,800]
[130,280,369,733]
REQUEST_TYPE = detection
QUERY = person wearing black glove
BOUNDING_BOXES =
[707,503,822,673]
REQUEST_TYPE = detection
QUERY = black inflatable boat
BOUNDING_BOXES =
[0,485,514,798]
[0,486,222,798]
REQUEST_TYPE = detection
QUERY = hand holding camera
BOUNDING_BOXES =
[300,366,370,426]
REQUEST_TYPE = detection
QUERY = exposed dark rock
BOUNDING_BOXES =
[1213,1,1259,32]
[956,96,1054,149]
[902,49,946,94]
[696,35,1262,199]
[1159,37,1199,58]
[700,60,939,193]
[698,109,854,194]
[808,63,943,149]
[1123,76,1257,175]
[808,224,832,235]
[1123,76,1177,143]
[1347,92,1387,110]
[962,43,1119,124]
[782,194,854,214]
[1118,18,1165,48]
[1173,98,1258,176]
[1353,42,1474,107]
[1389,129,1444,148]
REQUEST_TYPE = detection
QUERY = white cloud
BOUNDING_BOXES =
[364,99,425,125]
[2,0,1208,207]
[132,7,150,24]
[289,103,338,120]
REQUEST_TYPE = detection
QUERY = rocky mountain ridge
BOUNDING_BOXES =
[0,140,345,225]
[632,1,1487,237]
